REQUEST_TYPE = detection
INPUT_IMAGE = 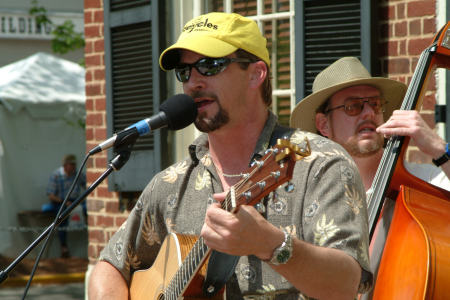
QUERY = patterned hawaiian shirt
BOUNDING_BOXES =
[99,112,372,299]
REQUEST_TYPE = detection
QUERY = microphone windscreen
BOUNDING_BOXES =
[160,94,197,130]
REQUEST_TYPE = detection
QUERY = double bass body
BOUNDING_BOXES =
[369,21,450,299]
[372,185,450,299]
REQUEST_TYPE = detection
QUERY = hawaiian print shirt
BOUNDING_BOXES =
[99,112,373,299]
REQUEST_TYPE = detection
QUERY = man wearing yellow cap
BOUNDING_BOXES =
[89,13,372,299]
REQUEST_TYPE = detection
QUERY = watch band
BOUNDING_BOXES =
[432,143,450,167]
[264,228,293,265]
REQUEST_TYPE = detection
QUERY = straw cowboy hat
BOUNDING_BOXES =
[290,57,407,133]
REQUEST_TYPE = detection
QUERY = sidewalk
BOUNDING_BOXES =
[0,256,88,299]
[1,271,85,287]
[0,282,84,300]
[0,256,88,283]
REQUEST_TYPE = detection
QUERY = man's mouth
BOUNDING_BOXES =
[357,122,377,134]
[359,127,375,133]
[195,98,215,109]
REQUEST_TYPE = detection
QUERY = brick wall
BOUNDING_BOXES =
[379,0,439,163]
[84,0,127,265]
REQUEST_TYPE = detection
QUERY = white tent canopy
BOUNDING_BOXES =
[0,52,85,118]
[0,52,87,258]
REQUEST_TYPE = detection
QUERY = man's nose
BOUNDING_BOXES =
[360,101,376,119]
[184,68,206,91]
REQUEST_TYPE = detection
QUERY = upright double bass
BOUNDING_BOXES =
[367,22,450,299]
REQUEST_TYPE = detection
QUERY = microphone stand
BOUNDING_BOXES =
[0,137,136,287]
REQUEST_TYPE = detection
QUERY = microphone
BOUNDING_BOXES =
[89,94,197,155]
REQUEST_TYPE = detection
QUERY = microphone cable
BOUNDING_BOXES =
[21,153,91,300]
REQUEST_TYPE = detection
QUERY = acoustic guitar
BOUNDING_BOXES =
[129,138,311,300]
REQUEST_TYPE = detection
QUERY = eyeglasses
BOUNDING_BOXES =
[324,96,387,116]
[175,57,255,83]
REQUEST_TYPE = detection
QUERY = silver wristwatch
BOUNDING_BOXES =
[266,229,293,265]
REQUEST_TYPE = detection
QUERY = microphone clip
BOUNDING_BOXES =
[109,127,139,171]
[113,127,139,150]
[89,127,139,155]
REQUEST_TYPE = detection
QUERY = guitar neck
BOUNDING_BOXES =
[165,236,210,299]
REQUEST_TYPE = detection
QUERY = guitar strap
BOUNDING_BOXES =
[202,125,295,297]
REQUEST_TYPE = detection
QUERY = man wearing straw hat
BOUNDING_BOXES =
[290,56,450,298]
[290,56,449,191]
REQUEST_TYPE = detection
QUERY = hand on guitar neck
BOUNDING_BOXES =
[201,191,286,261]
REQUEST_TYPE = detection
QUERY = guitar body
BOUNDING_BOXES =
[130,233,220,300]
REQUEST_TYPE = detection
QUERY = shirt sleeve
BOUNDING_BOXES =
[404,162,450,191]
[295,133,373,294]
[98,176,166,285]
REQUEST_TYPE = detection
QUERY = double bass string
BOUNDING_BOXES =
[367,45,435,239]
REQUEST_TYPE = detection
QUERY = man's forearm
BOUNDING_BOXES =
[48,194,61,203]
[88,261,129,300]
[272,238,361,300]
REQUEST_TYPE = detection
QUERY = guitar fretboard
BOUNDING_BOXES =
[164,236,209,299]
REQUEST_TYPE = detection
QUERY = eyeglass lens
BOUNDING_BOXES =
[175,57,252,83]
[343,97,384,116]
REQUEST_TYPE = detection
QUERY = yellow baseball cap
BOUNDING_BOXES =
[159,12,270,71]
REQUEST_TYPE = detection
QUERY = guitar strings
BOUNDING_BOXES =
[221,150,275,212]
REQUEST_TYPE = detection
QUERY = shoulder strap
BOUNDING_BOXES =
[202,251,240,297]
[269,124,296,147]
[202,124,296,297]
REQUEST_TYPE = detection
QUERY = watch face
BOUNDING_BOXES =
[277,249,291,263]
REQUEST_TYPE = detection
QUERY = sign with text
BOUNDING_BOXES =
[0,11,83,40]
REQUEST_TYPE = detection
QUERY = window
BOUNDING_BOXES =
[207,0,376,126]
[208,0,295,126]
[103,0,165,191]
[295,0,378,102]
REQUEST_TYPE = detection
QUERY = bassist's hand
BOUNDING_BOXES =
[377,110,446,159]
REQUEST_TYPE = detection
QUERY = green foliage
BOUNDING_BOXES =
[63,117,86,130]
[29,0,85,57]
[29,0,52,25]
[52,20,85,55]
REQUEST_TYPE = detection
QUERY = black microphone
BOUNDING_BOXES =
[89,94,197,155]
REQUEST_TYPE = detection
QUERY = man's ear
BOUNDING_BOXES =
[248,61,267,89]
[315,113,331,137]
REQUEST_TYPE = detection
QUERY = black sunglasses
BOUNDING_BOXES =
[325,96,387,116]
[175,57,255,83]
